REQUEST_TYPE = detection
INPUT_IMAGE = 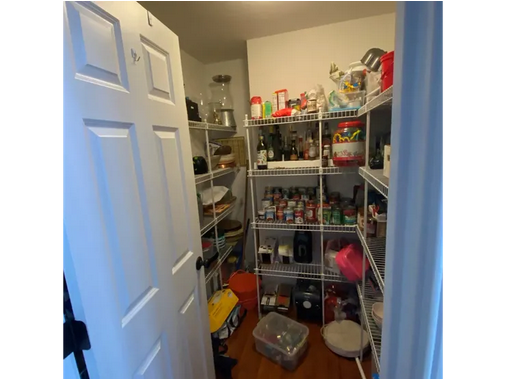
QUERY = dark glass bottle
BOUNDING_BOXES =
[274,125,282,161]
[284,136,290,161]
[290,133,298,160]
[257,134,268,169]
[267,126,275,161]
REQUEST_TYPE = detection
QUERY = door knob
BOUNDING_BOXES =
[196,252,219,271]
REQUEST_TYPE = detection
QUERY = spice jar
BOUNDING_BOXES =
[332,121,366,167]
[251,96,262,119]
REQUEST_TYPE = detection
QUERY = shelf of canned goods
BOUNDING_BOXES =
[244,110,366,325]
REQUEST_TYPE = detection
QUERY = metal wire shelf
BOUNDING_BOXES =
[256,262,348,282]
[200,203,236,236]
[188,120,237,133]
[205,243,235,284]
[248,166,359,177]
[356,227,386,294]
[244,109,358,127]
[357,282,383,372]
[195,167,237,185]
[357,86,393,117]
[252,219,357,233]
[359,167,389,198]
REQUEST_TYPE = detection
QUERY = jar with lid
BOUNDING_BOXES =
[332,121,366,167]
[209,75,236,127]
[251,96,262,119]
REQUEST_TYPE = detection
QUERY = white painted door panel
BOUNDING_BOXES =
[64,2,214,378]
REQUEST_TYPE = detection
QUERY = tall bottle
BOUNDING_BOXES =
[274,125,282,161]
[323,122,332,147]
[308,138,316,160]
[290,133,298,160]
[304,124,312,160]
[298,135,304,160]
[284,135,290,161]
[257,134,268,169]
[267,126,275,162]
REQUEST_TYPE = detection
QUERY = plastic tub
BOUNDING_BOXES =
[253,312,309,371]
[228,270,260,310]
[380,51,394,91]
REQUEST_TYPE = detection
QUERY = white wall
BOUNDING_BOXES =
[180,50,206,103]
[203,58,251,227]
[180,51,253,262]
[247,13,396,101]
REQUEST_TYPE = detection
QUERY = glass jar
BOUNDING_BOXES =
[332,121,366,167]
[210,75,234,110]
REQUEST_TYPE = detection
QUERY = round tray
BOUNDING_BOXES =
[321,320,370,358]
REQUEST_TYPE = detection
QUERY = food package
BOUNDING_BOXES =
[272,108,300,118]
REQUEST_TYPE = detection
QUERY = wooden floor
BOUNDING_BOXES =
[222,309,372,379]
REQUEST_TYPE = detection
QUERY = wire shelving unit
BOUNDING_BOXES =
[190,119,238,293]
[359,167,389,199]
[357,282,383,372]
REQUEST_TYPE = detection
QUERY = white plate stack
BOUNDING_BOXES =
[372,302,384,330]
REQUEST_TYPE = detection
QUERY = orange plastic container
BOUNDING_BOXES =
[228,270,261,310]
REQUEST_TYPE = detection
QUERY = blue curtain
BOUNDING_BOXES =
[381,2,442,379]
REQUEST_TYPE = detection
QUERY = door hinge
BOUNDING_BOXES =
[64,319,91,359]
[147,11,153,26]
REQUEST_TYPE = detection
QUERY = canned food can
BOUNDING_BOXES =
[265,194,274,202]
[343,206,357,225]
[279,199,288,207]
[265,186,273,194]
[297,201,305,209]
[331,207,342,225]
[265,206,275,222]
[287,200,297,208]
[294,207,304,224]
[282,188,290,198]
[284,208,294,224]
[276,208,285,221]
[323,205,331,225]
[273,191,282,201]
[306,204,316,222]
[258,209,265,220]
[292,193,301,201]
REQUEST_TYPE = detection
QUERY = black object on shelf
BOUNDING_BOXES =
[294,279,322,322]
[193,156,209,175]
[293,231,313,263]
[186,97,201,122]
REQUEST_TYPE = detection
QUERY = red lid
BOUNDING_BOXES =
[338,121,365,128]
[251,96,262,103]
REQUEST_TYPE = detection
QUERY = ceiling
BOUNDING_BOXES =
[139,1,396,63]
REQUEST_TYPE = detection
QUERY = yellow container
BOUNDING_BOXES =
[208,289,238,333]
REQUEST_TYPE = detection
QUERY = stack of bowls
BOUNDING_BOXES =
[371,302,383,330]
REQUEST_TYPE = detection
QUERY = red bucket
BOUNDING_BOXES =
[228,270,260,311]
[380,51,394,92]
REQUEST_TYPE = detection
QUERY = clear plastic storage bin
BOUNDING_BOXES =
[252,312,309,371]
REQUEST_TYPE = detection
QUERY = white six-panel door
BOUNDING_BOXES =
[63,2,214,378]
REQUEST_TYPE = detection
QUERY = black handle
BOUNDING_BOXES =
[196,252,219,271]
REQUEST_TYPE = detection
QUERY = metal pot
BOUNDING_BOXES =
[361,48,386,72]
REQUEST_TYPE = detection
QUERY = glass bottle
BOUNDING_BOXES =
[257,134,268,170]
[309,138,316,160]
[298,135,304,160]
[284,136,290,161]
[267,126,275,161]
[323,122,332,147]
[274,125,282,161]
[290,133,298,160]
